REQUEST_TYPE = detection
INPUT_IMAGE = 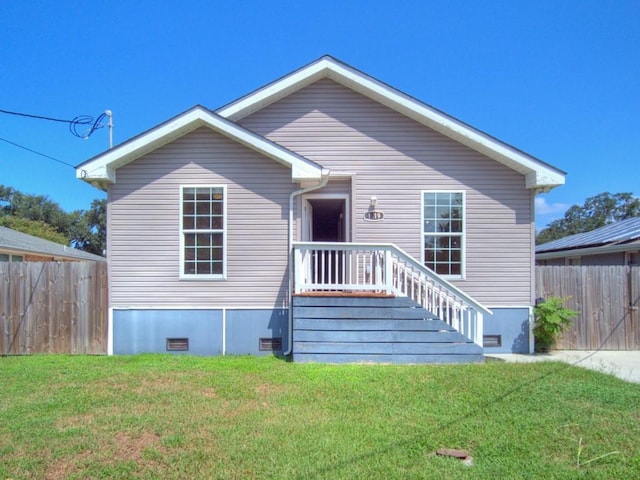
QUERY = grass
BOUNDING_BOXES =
[1,355,639,479]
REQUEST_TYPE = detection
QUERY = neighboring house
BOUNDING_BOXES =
[0,226,105,262]
[76,56,566,361]
[536,217,640,266]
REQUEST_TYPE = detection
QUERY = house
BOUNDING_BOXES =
[76,56,566,362]
[0,226,105,262]
[536,217,640,266]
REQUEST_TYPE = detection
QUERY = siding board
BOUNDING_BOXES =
[240,78,533,306]
[109,127,294,307]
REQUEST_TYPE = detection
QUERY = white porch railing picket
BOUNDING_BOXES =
[293,242,491,346]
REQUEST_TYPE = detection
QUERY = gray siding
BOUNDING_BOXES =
[240,79,534,306]
[108,127,294,307]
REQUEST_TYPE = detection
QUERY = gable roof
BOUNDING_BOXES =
[76,106,325,189]
[536,217,640,257]
[217,55,566,191]
[0,226,106,262]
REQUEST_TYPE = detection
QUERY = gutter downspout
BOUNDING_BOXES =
[283,169,330,357]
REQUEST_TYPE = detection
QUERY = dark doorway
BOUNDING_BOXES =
[307,198,346,242]
[304,197,348,287]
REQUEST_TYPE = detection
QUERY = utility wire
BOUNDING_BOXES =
[0,108,93,125]
[0,135,76,169]
[298,293,639,479]
[0,108,106,139]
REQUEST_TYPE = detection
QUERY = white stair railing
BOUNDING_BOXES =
[293,242,491,346]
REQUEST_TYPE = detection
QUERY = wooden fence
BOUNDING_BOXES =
[535,266,640,350]
[0,261,107,355]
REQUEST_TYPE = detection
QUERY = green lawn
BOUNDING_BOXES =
[1,355,639,479]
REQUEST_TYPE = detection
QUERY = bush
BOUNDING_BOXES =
[533,296,578,352]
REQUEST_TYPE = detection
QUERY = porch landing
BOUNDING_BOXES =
[292,295,484,364]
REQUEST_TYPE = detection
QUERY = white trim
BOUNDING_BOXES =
[301,193,351,243]
[107,307,114,356]
[179,185,227,280]
[76,106,324,187]
[222,307,226,355]
[420,190,466,280]
[528,306,535,354]
[217,56,565,190]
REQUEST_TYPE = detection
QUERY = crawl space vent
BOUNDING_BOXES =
[483,335,502,348]
[166,338,189,351]
[259,337,282,351]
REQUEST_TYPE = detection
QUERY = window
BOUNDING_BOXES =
[0,253,23,262]
[180,186,226,279]
[422,191,465,278]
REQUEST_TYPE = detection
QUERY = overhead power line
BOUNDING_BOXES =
[0,107,107,139]
[0,135,76,169]
[0,108,91,124]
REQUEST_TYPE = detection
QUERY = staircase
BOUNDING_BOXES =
[292,295,484,364]
[293,242,491,348]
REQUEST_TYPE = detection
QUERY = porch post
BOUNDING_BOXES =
[475,312,484,347]
[294,247,302,294]
[385,250,393,295]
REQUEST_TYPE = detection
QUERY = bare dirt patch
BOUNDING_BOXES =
[44,430,165,480]
[202,387,219,398]
[55,413,94,431]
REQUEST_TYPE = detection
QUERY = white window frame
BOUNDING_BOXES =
[420,190,466,280]
[179,185,227,280]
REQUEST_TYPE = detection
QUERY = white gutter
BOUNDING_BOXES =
[283,169,330,357]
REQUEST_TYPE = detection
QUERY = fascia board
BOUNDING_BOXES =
[76,107,322,185]
[217,59,330,120]
[219,56,565,190]
[327,63,565,189]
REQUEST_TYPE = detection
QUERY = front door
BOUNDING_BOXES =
[302,194,349,287]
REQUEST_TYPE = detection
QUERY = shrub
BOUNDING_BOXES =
[534,296,578,352]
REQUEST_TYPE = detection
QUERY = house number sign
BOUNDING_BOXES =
[364,210,384,222]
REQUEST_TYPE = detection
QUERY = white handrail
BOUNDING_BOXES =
[293,241,491,346]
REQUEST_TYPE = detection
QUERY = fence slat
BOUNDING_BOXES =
[536,265,639,350]
[0,261,107,355]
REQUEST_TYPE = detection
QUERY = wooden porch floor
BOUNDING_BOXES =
[293,291,396,298]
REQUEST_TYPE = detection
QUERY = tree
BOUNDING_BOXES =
[0,184,106,255]
[0,185,71,237]
[68,199,106,255]
[537,192,640,245]
[0,216,69,244]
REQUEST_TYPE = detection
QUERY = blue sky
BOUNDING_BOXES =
[1,1,638,228]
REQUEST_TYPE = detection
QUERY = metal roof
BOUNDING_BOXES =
[536,217,640,253]
[0,226,106,261]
